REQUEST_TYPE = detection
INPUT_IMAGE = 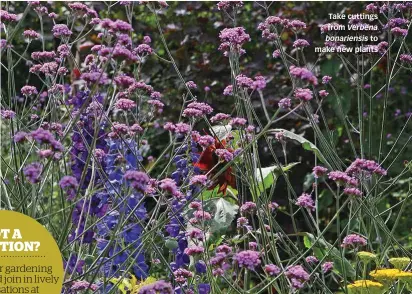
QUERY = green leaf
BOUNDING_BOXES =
[302,233,356,279]
[253,162,299,197]
[271,129,332,169]
[321,58,341,77]
[231,234,249,244]
[303,173,315,192]
[208,234,225,251]
[200,185,238,200]
[318,190,334,210]
[109,277,132,294]
[165,239,178,250]
[210,198,239,233]
[303,235,312,248]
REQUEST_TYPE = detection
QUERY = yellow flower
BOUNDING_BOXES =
[357,251,377,264]
[369,269,401,284]
[132,277,157,294]
[389,257,411,270]
[347,280,384,294]
[110,275,157,294]
[397,271,412,291]
[397,271,412,282]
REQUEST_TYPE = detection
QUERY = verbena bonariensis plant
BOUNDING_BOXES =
[1,1,412,293]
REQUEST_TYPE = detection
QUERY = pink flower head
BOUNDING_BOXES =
[0,10,18,23]
[391,27,408,36]
[115,98,136,111]
[322,261,334,273]
[220,84,233,96]
[136,44,153,55]
[130,124,143,134]
[343,187,362,197]
[147,99,164,110]
[182,108,203,117]
[215,149,233,162]
[252,75,266,90]
[143,35,151,44]
[219,27,250,46]
[294,88,313,101]
[68,2,88,14]
[273,49,281,58]
[295,193,315,211]
[275,99,291,111]
[31,51,56,60]
[305,255,318,264]
[124,170,150,191]
[189,201,202,210]
[183,102,213,117]
[290,66,318,85]
[312,166,328,178]
[150,91,162,99]
[400,54,412,64]
[138,280,173,294]
[163,122,175,132]
[345,158,387,176]
[217,1,243,11]
[190,175,208,186]
[93,149,106,162]
[342,234,367,248]
[365,3,378,12]
[173,268,194,284]
[186,81,197,89]
[159,178,180,196]
[184,245,204,256]
[174,122,190,134]
[114,75,136,88]
[285,265,310,289]
[59,175,79,200]
[14,131,28,143]
[198,135,215,148]
[328,171,359,186]
[23,29,40,40]
[23,162,43,184]
[234,250,261,270]
[264,264,281,276]
[319,90,329,97]
[210,113,231,123]
[21,85,38,96]
[216,244,232,255]
[293,39,310,48]
[287,20,307,31]
[70,281,98,291]
[235,74,253,88]
[322,76,332,84]
[39,62,59,76]
[237,216,249,228]
[52,24,72,38]
[268,202,279,212]
[230,117,247,127]
[39,148,56,159]
[186,228,205,240]
[240,201,257,214]
[193,210,212,220]
[111,20,133,33]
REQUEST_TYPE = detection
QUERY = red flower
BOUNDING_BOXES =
[194,138,236,195]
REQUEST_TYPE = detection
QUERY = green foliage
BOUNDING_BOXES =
[253,162,299,198]
[303,233,356,279]
[271,129,331,168]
